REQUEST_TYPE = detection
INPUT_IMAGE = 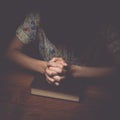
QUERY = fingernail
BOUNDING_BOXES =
[55,82,59,86]
[50,79,54,82]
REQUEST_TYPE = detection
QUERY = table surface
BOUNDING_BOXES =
[0,66,119,120]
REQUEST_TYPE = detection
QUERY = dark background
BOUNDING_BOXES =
[0,1,120,66]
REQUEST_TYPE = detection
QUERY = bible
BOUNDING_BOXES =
[31,74,84,102]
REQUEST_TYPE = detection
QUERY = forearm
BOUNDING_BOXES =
[6,50,47,74]
[70,65,116,78]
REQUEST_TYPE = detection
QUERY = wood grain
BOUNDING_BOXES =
[0,66,119,120]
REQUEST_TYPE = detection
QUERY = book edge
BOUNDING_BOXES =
[31,88,80,102]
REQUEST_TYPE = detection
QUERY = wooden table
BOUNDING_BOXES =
[0,66,119,120]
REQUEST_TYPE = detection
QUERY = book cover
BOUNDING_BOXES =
[31,74,85,102]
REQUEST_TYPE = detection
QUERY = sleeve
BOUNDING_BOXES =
[16,12,40,44]
[106,24,120,55]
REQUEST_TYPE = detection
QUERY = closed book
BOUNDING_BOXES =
[31,74,84,102]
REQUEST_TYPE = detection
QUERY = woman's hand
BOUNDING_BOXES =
[45,57,68,86]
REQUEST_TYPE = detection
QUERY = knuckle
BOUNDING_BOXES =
[49,71,53,76]
[59,69,62,73]
[46,69,49,74]
[47,62,51,66]
[55,76,60,81]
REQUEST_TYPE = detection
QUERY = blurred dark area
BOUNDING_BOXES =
[0,1,120,72]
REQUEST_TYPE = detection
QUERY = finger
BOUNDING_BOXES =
[48,61,68,69]
[56,61,67,67]
[48,62,63,68]
[46,68,58,76]
[55,58,68,66]
[48,67,63,74]
[54,82,60,86]
[50,57,68,66]
[49,67,67,75]
[45,74,55,83]
[50,57,63,62]
[53,75,66,82]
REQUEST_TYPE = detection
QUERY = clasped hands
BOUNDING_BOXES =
[45,57,68,86]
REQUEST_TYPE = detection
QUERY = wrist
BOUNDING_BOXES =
[36,60,48,74]
[68,65,82,78]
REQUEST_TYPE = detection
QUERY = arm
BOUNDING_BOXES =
[6,13,48,74]
[46,61,117,82]
[70,25,120,79]
[6,36,47,74]
[45,24,120,82]
[45,57,118,83]
[69,65,116,78]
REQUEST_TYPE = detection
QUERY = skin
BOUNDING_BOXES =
[6,36,119,86]
[45,57,68,85]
